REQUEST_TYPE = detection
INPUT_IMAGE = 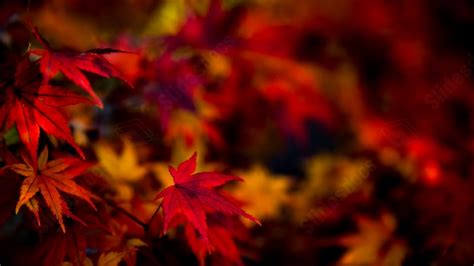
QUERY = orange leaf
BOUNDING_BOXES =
[9,147,96,232]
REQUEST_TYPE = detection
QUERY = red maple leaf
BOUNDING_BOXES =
[0,58,93,160]
[185,213,250,266]
[30,27,131,108]
[155,153,260,247]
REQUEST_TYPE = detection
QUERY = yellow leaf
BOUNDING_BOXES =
[94,139,148,201]
[62,257,93,266]
[201,51,232,78]
[142,0,187,36]
[151,163,175,189]
[232,165,292,224]
[98,252,125,266]
[338,212,406,266]
[293,155,373,221]
[95,138,147,183]
[127,238,147,248]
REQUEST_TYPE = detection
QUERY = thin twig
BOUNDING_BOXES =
[144,201,162,233]
[101,197,147,230]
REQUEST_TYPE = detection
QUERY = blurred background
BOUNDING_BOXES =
[0,0,473,265]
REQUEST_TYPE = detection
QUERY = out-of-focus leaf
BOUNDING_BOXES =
[94,138,147,200]
[292,155,373,221]
[142,0,188,36]
[337,212,407,266]
[232,165,291,224]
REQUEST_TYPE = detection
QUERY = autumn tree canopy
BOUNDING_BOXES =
[0,0,473,265]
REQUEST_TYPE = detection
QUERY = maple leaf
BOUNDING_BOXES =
[8,147,96,232]
[155,153,260,247]
[30,28,131,108]
[292,155,372,221]
[337,213,407,266]
[0,58,94,160]
[185,213,251,266]
[152,137,217,189]
[232,165,292,224]
[97,252,124,266]
[94,138,147,200]
[91,219,147,266]
[96,238,146,266]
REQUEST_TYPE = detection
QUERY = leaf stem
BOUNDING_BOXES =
[144,201,162,233]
